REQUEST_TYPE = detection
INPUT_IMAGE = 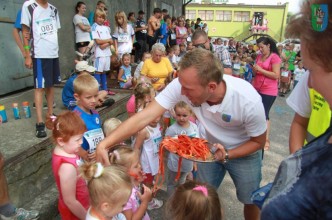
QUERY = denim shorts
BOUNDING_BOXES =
[196,150,262,204]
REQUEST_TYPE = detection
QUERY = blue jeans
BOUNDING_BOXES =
[197,150,262,204]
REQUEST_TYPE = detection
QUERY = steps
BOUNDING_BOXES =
[1,86,131,217]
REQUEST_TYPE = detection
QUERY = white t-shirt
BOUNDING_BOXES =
[293,67,306,81]
[113,24,135,54]
[91,23,112,57]
[21,1,61,58]
[286,70,311,118]
[73,14,91,43]
[156,75,267,149]
[171,54,181,65]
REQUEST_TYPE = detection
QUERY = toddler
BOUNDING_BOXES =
[47,111,89,220]
[80,162,132,220]
[134,52,152,79]
[165,181,223,220]
[280,63,291,97]
[132,115,163,210]
[165,101,198,196]
[118,53,133,89]
[109,146,154,218]
[293,61,306,88]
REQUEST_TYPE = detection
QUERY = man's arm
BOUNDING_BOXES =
[289,113,309,154]
[96,100,166,164]
[149,17,160,32]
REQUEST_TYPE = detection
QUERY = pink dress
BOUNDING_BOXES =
[253,53,281,96]
[52,154,90,220]
[176,26,187,45]
[123,187,150,220]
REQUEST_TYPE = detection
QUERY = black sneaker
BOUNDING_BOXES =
[100,98,115,108]
[36,122,47,138]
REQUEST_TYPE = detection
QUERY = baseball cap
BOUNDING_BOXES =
[138,10,145,15]
[197,18,202,21]
[76,61,96,72]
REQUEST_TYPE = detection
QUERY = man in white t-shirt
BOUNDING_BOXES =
[97,48,266,220]
[21,0,61,138]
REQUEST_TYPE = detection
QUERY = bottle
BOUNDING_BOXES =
[0,105,8,123]
[12,103,21,120]
[22,101,31,118]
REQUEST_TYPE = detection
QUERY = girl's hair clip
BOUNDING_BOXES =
[193,185,208,197]
[109,150,121,160]
[50,115,57,122]
[94,162,104,178]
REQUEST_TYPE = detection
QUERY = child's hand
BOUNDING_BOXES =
[87,152,96,163]
[137,184,152,204]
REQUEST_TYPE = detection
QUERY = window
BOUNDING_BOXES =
[186,10,196,20]
[234,11,250,22]
[198,10,214,21]
[215,10,232,21]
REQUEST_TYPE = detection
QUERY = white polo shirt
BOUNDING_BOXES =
[156,75,267,149]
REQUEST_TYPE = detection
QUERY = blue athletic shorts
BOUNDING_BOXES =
[33,58,61,88]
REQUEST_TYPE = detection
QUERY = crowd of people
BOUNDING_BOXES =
[1,0,332,219]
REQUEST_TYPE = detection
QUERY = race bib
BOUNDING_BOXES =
[179,28,186,35]
[118,33,130,43]
[281,71,289,77]
[233,63,241,70]
[36,18,55,37]
[171,33,176,40]
[84,128,105,153]
[153,136,162,155]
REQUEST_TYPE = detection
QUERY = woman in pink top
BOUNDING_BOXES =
[176,17,188,45]
[252,37,281,151]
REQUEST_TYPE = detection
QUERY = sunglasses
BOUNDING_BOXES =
[193,39,208,49]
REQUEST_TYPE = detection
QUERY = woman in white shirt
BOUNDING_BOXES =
[73,2,91,54]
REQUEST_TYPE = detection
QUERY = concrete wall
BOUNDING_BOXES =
[0,0,182,95]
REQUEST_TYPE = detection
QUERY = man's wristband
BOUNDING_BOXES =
[24,45,30,50]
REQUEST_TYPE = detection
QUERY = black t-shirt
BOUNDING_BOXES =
[135,19,147,40]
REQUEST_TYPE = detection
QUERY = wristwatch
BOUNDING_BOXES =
[223,148,229,163]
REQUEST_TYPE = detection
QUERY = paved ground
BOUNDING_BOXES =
[147,94,294,220]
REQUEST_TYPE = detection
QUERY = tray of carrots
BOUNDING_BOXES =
[160,135,216,162]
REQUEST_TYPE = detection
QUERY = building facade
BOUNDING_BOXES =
[186,2,288,42]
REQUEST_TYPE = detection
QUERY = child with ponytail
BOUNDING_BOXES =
[47,111,89,220]
[80,162,132,220]
[109,146,154,219]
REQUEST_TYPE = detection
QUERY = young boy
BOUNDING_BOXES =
[91,8,113,91]
[62,61,113,110]
[73,74,105,162]
[21,0,61,138]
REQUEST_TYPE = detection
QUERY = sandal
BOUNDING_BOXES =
[264,139,270,151]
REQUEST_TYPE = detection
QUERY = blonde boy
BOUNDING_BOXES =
[73,74,104,161]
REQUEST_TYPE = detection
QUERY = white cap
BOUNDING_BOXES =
[75,61,96,73]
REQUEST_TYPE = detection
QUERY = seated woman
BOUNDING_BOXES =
[141,43,173,92]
